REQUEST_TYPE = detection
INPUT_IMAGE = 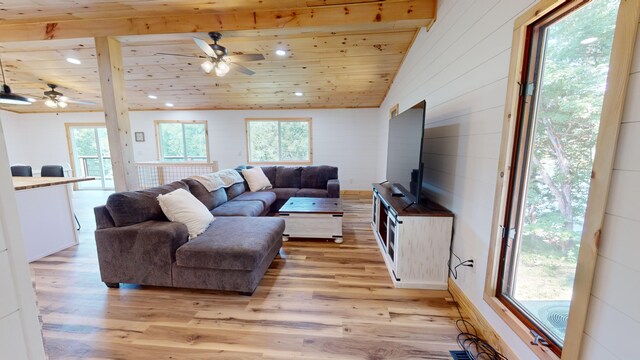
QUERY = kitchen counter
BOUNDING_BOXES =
[13,176,93,190]
[12,176,94,262]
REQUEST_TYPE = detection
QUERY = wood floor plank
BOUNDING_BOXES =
[31,192,463,359]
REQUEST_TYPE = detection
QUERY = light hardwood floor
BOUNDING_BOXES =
[30,192,462,359]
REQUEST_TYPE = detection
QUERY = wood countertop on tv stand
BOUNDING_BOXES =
[372,183,453,217]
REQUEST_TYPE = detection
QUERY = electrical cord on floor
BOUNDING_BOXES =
[447,288,509,360]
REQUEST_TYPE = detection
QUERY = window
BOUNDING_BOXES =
[245,118,312,164]
[493,0,619,355]
[155,120,209,162]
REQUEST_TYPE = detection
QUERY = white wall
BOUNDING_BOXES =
[580,17,640,360]
[0,108,379,190]
[378,1,639,359]
[0,111,46,359]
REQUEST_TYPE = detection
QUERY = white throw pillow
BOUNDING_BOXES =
[242,167,273,192]
[157,188,214,239]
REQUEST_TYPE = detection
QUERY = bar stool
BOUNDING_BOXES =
[41,165,81,231]
[10,165,32,177]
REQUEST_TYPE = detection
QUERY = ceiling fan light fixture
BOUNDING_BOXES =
[215,61,230,76]
[44,99,57,108]
[201,60,214,74]
[58,101,68,108]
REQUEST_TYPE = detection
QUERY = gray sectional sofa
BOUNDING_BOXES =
[93,165,339,295]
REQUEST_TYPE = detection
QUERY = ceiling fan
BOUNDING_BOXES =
[43,84,95,108]
[156,32,265,76]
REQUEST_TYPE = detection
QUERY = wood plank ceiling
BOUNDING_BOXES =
[0,1,431,113]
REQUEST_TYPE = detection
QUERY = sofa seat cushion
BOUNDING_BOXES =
[232,191,276,208]
[296,188,328,198]
[210,200,263,217]
[176,217,285,271]
[264,187,299,200]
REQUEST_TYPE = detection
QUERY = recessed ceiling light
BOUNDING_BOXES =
[148,94,158,99]
[27,98,37,103]
[275,50,287,56]
[66,57,82,65]
[165,102,174,107]
[580,37,598,45]
[294,92,303,96]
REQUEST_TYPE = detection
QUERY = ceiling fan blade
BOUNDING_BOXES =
[193,37,217,58]
[155,52,205,59]
[229,62,256,76]
[226,54,265,62]
[67,99,97,105]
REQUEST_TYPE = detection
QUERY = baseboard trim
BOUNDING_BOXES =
[340,190,373,197]
[448,278,518,359]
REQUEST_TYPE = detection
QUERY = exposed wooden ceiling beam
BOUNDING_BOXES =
[0,1,435,42]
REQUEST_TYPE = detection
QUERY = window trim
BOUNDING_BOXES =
[483,1,640,359]
[244,118,313,165]
[154,120,210,163]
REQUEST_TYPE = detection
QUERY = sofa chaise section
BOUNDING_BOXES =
[173,217,284,293]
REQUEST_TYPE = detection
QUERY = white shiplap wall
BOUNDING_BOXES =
[580,18,640,360]
[379,0,640,359]
[377,0,557,359]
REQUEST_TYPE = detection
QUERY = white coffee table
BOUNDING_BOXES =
[278,197,344,243]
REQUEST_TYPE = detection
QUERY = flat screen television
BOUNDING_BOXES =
[385,100,426,204]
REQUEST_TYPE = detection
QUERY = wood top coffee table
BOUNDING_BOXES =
[278,197,344,243]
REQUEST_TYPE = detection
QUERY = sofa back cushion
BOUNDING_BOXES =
[225,182,246,200]
[183,178,228,210]
[106,181,188,227]
[261,166,277,186]
[275,166,302,188]
[301,166,338,189]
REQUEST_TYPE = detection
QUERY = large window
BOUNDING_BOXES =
[245,118,312,164]
[495,0,619,355]
[156,120,209,162]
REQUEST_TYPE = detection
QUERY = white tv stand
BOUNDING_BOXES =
[371,183,453,290]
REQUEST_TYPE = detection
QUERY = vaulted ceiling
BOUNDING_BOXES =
[0,0,434,113]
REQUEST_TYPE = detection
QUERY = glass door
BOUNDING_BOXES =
[69,126,114,190]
